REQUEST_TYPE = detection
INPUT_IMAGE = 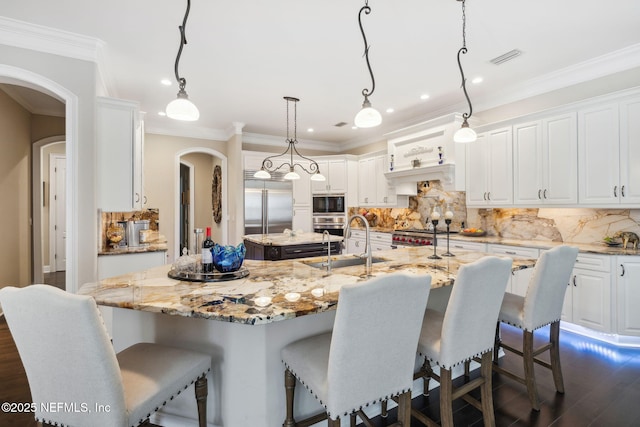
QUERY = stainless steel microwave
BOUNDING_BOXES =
[312,195,345,214]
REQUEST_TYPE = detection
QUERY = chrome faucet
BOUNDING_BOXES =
[322,230,332,272]
[344,214,372,273]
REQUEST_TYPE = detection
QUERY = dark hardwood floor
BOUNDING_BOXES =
[2,311,640,426]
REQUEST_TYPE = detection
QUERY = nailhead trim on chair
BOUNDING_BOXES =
[500,318,560,332]
[283,362,409,420]
[419,346,494,370]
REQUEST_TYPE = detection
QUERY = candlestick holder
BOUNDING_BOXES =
[442,218,455,257]
[428,219,442,260]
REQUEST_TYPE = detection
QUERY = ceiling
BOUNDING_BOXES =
[1,0,640,149]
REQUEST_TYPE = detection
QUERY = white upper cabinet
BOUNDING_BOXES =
[97,97,145,211]
[466,126,513,206]
[375,155,397,205]
[513,113,577,205]
[358,155,398,207]
[292,160,311,206]
[311,159,347,194]
[578,97,640,206]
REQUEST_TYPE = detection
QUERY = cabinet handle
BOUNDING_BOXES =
[143,195,147,205]
[487,192,491,201]
[135,192,140,203]
[505,251,517,255]
[538,189,542,200]
[573,275,577,286]
[621,264,625,277]
[621,185,626,197]
[614,186,618,197]
[543,189,548,199]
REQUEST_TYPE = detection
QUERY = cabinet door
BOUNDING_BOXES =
[513,121,543,205]
[486,127,513,205]
[561,282,573,322]
[97,97,137,211]
[578,103,620,204]
[571,268,612,332]
[375,156,397,205]
[311,160,329,193]
[465,133,489,206]
[543,113,577,204]
[292,161,311,206]
[132,115,145,209]
[327,159,347,193]
[347,238,363,254]
[617,257,640,336]
[619,97,640,204]
[292,206,311,233]
[358,158,375,205]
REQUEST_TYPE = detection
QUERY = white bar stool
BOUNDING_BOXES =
[414,256,512,427]
[493,245,579,411]
[0,285,211,427]
[281,273,432,427]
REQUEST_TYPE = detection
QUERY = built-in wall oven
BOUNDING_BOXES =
[312,194,346,236]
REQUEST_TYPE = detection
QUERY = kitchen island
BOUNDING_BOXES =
[80,248,534,427]
[243,232,343,261]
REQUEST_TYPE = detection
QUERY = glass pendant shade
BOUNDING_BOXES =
[454,120,477,143]
[284,169,301,180]
[354,101,382,128]
[310,172,326,182]
[166,91,199,121]
[253,169,271,179]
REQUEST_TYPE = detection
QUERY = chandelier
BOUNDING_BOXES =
[254,97,326,182]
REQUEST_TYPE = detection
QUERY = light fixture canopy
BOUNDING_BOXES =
[166,0,199,121]
[454,0,477,143]
[254,97,326,181]
[354,0,381,128]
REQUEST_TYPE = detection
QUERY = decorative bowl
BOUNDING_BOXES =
[213,242,246,273]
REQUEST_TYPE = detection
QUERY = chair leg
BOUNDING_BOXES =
[381,399,388,417]
[549,321,565,393]
[439,367,454,427]
[523,330,541,411]
[463,360,470,378]
[493,321,501,363]
[284,369,297,427]
[328,416,341,427]
[194,374,208,427]
[396,391,412,426]
[423,359,433,396]
[350,412,357,426]
[479,352,496,427]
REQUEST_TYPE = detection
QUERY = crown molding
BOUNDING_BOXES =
[145,124,231,142]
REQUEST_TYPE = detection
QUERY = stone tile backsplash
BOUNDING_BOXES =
[349,181,640,244]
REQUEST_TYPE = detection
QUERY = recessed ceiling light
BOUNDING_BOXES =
[471,77,484,84]
[420,94,430,100]
[158,111,166,116]
[307,128,314,132]
[386,108,394,113]
[161,79,172,86]
[352,126,358,130]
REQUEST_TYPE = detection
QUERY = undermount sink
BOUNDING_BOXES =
[303,256,387,269]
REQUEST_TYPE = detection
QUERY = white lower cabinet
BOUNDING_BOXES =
[98,251,167,280]
[562,253,612,333]
[346,230,392,254]
[616,256,640,336]
[487,244,539,296]
[448,239,487,253]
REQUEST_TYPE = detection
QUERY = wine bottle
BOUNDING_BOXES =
[202,227,214,273]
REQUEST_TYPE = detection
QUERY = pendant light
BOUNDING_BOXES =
[354,0,381,129]
[254,97,326,182]
[453,0,477,143]
[166,0,199,121]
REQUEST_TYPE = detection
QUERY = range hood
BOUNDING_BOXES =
[384,163,456,195]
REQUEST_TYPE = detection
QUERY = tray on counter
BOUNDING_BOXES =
[168,266,249,282]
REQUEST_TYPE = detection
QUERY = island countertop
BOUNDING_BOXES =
[79,247,534,326]
[243,232,343,246]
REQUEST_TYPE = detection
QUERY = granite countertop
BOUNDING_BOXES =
[243,232,343,246]
[98,242,168,256]
[79,247,534,326]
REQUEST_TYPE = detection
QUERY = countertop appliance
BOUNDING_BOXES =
[312,194,345,214]
[244,171,293,235]
[391,229,457,248]
[126,219,150,247]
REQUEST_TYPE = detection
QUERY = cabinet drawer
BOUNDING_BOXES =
[488,244,539,259]
[370,231,392,245]
[348,229,366,239]
[574,253,610,272]
[449,240,487,252]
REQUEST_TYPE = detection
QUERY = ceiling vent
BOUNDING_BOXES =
[490,49,522,65]
[334,121,348,127]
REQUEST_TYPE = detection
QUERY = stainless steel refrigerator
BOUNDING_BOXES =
[244,171,293,235]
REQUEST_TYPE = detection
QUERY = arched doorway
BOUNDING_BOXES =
[0,64,78,292]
